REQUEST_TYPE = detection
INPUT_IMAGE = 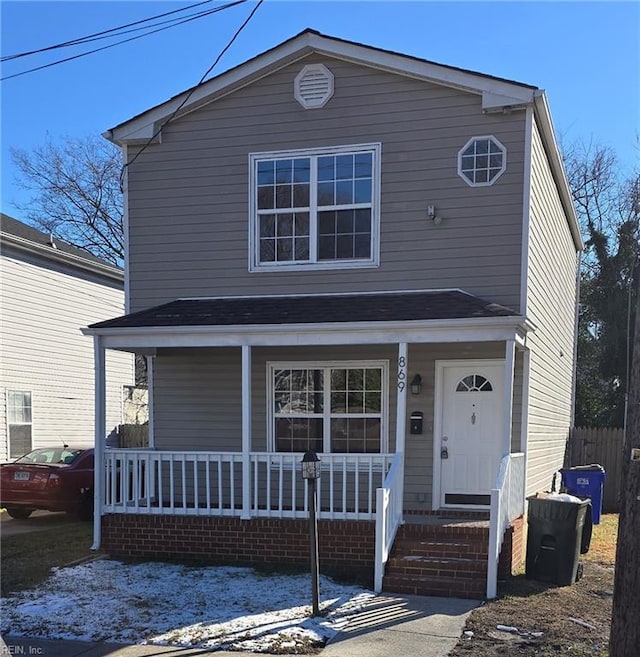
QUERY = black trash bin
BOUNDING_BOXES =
[525,494,592,585]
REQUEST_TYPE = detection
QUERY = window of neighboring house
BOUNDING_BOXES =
[7,390,32,458]
[250,144,381,271]
[457,136,506,186]
[269,362,387,454]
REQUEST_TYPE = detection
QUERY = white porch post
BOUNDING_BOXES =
[503,339,516,456]
[519,347,531,504]
[146,356,155,448]
[395,342,408,517]
[241,345,252,520]
[92,336,106,550]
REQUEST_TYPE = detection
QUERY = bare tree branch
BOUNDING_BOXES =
[10,134,124,266]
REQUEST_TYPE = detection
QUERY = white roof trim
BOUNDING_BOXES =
[104,31,536,146]
[83,315,535,351]
[532,91,582,250]
[1,231,123,283]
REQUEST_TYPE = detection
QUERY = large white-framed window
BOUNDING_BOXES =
[267,361,388,453]
[249,143,381,271]
[6,390,32,458]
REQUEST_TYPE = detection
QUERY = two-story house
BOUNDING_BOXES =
[1,214,134,460]
[84,30,581,599]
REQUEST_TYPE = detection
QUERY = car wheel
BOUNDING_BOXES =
[6,508,34,520]
[77,489,94,521]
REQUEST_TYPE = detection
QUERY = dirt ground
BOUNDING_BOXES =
[449,561,613,657]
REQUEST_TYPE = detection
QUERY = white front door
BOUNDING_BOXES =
[439,362,504,508]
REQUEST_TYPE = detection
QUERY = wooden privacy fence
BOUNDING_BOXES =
[567,427,624,513]
[118,424,149,448]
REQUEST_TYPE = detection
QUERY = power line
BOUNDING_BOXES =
[2,0,217,62]
[0,0,247,82]
[121,0,264,182]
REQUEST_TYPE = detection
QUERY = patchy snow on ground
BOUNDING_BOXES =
[1,559,375,653]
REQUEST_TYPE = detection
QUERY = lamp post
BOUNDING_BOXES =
[301,449,321,616]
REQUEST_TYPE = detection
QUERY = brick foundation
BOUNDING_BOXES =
[101,512,525,597]
[101,514,375,586]
[498,515,526,579]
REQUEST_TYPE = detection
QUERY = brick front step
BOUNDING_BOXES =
[383,574,486,599]
[383,516,490,600]
[396,538,489,559]
[387,555,487,577]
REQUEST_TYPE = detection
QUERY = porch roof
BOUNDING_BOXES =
[85,290,533,349]
[89,290,518,330]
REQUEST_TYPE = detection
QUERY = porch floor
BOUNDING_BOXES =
[403,511,489,529]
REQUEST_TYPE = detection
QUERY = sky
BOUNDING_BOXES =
[1,558,374,650]
[1,0,638,218]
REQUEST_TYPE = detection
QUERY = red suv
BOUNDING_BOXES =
[1,447,94,520]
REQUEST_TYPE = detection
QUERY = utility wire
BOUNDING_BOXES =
[2,0,217,62]
[121,0,264,185]
[0,0,247,82]
[2,4,227,63]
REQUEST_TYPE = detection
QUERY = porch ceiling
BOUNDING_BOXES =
[84,289,533,348]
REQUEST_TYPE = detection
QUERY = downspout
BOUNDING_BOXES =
[570,250,582,429]
[91,335,106,551]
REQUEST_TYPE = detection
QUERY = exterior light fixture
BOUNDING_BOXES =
[301,449,321,480]
[301,449,321,616]
[410,374,423,395]
[427,205,442,225]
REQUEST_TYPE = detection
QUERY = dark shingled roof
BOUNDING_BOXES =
[1,213,116,268]
[89,290,519,330]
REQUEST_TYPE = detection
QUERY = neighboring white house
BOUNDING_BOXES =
[0,213,134,460]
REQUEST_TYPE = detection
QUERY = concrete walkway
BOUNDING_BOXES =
[1,593,478,657]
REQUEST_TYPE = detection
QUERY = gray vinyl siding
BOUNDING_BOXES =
[126,54,526,313]
[524,117,579,496]
[152,348,242,450]
[0,249,133,459]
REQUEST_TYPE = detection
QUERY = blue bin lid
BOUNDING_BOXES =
[562,464,605,473]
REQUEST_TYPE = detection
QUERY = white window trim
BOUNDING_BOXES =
[266,359,389,453]
[248,143,382,272]
[6,389,33,460]
[457,135,507,187]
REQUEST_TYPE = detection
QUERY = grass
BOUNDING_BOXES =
[1,519,98,596]
[583,513,618,564]
[449,513,618,657]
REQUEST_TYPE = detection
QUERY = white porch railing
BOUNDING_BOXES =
[373,452,404,593]
[486,452,525,599]
[102,449,394,520]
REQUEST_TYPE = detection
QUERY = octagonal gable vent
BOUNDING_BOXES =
[294,64,334,109]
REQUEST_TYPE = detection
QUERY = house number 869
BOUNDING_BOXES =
[397,356,406,391]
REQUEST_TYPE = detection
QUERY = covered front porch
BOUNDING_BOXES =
[86,290,531,598]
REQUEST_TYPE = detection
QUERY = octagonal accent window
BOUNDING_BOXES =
[294,64,334,109]
[458,136,506,187]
